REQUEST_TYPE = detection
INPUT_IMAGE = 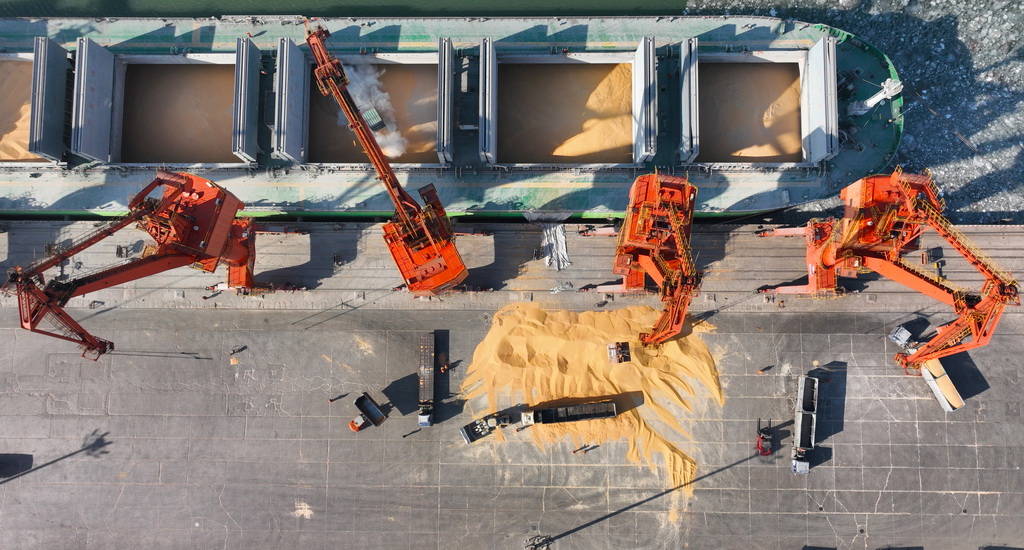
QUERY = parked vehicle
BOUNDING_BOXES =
[459,413,511,444]
[418,333,436,427]
[791,376,819,474]
[349,392,388,432]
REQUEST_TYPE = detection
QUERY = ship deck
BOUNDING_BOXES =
[0,16,902,218]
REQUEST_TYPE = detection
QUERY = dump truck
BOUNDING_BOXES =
[417,333,436,427]
[521,400,617,426]
[459,413,511,444]
[791,376,819,474]
[349,392,388,432]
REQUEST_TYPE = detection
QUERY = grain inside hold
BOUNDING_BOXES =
[120,64,237,163]
[308,63,438,163]
[0,60,43,161]
[697,62,802,163]
[497,63,633,164]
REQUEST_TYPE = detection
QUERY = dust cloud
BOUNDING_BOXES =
[497,63,633,164]
[120,64,236,163]
[461,304,724,490]
[309,63,437,163]
[0,60,44,161]
[697,63,802,163]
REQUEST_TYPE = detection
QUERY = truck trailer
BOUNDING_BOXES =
[417,333,436,427]
[791,376,819,474]
[521,400,617,426]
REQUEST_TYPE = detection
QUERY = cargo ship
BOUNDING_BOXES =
[0,15,902,219]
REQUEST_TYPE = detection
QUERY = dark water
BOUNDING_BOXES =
[0,0,690,18]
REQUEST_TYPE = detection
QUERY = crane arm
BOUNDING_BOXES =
[43,254,199,304]
[302,21,467,296]
[874,177,1019,370]
[6,171,187,282]
[12,253,198,359]
[916,198,1018,291]
[759,168,1019,377]
[13,217,139,281]
[636,253,701,346]
[15,283,113,360]
[3,171,264,359]
[859,255,962,307]
[896,290,1013,372]
[304,22,419,225]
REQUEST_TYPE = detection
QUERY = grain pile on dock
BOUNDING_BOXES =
[461,303,724,489]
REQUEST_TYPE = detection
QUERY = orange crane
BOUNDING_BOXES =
[602,174,702,347]
[758,167,1020,374]
[304,21,468,295]
[3,171,264,360]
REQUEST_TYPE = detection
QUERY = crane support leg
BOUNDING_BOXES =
[16,284,113,359]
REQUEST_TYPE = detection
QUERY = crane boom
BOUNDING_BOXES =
[3,171,265,360]
[759,167,1020,373]
[611,174,702,346]
[304,22,468,295]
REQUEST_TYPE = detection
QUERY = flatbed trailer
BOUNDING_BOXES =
[417,333,436,427]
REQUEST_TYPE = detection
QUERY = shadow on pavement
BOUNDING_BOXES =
[811,361,848,443]
[465,227,539,291]
[941,352,990,401]
[381,372,419,416]
[547,452,761,543]
[0,455,33,478]
[0,430,112,486]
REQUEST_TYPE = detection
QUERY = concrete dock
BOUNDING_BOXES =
[0,222,1021,549]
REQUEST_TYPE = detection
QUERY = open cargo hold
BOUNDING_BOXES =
[307,63,439,164]
[697,63,802,163]
[480,36,656,166]
[496,63,633,164]
[274,41,452,165]
[71,37,261,165]
[691,38,838,167]
[2,38,74,164]
[120,64,236,163]
[0,58,44,162]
